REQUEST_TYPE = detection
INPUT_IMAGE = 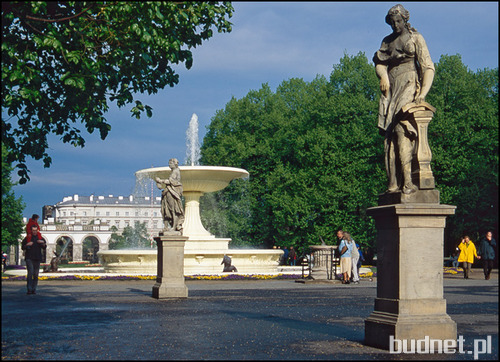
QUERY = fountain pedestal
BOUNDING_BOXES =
[152,235,189,299]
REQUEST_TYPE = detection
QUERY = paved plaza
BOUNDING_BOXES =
[2,271,498,360]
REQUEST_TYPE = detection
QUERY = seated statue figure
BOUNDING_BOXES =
[221,255,238,273]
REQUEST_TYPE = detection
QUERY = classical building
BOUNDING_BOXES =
[49,194,163,232]
[14,194,164,265]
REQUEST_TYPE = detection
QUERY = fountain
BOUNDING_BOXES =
[98,114,283,275]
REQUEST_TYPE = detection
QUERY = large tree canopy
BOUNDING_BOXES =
[201,53,384,255]
[200,53,498,256]
[427,54,499,245]
[1,1,233,183]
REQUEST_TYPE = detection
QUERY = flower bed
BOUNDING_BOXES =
[2,274,303,281]
[443,267,462,275]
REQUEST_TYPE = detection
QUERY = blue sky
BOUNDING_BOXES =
[13,1,499,218]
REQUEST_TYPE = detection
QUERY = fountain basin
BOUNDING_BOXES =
[98,249,283,275]
[136,166,249,239]
[135,166,249,193]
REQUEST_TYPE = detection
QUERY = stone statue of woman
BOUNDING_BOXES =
[155,158,185,235]
[374,4,435,194]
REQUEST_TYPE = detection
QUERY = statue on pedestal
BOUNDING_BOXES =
[155,158,185,235]
[374,4,435,195]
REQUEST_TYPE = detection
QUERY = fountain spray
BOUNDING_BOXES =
[185,113,200,166]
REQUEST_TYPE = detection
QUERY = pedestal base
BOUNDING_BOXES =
[152,235,189,299]
[365,299,457,349]
[364,203,456,350]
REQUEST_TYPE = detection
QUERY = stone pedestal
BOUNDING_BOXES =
[152,235,189,299]
[309,245,337,280]
[364,203,457,350]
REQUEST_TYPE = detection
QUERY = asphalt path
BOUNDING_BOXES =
[2,273,498,360]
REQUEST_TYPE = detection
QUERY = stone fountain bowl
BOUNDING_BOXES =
[135,166,249,193]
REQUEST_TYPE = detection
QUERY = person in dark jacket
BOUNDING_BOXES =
[478,231,497,280]
[21,225,46,294]
[289,247,297,266]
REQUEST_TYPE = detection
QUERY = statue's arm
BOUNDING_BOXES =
[375,64,390,97]
[155,177,168,189]
[415,69,434,104]
[414,33,435,104]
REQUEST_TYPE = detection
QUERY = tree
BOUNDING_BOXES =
[201,52,498,257]
[1,144,26,251]
[1,1,234,183]
[201,53,384,256]
[427,54,498,251]
[108,222,151,250]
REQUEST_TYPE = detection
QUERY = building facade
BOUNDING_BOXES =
[50,194,163,233]
[13,194,164,265]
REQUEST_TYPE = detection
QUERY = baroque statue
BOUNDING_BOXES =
[155,158,185,235]
[374,4,436,195]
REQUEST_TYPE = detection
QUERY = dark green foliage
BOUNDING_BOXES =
[201,52,498,256]
[1,1,234,183]
[108,222,152,250]
[427,55,498,250]
[201,53,384,256]
[1,144,26,250]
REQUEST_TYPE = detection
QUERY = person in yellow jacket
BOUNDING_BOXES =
[457,236,480,279]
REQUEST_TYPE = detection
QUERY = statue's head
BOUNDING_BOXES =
[385,4,415,33]
[168,158,179,168]
[385,4,409,25]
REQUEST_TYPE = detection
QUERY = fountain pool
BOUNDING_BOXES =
[98,113,282,275]
[98,165,283,275]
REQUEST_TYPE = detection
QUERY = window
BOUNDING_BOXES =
[106,212,110,216]
[125,212,129,216]
[116,211,119,216]
[96,212,100,216]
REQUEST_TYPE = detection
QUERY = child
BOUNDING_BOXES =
[26,214,43,240]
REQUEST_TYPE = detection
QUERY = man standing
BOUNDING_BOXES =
[283,247,289,266]
[336,229,344,258]
[21,225,46,294]
[479,231,496,280]
[457,236,480,279]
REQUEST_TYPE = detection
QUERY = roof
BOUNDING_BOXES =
[56,195,161,207]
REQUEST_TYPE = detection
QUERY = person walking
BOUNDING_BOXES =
[338,233,353,284]
[289,247,297,266]
[478,231,496,280]
[457,236,480,279]
[21,225,47,294]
